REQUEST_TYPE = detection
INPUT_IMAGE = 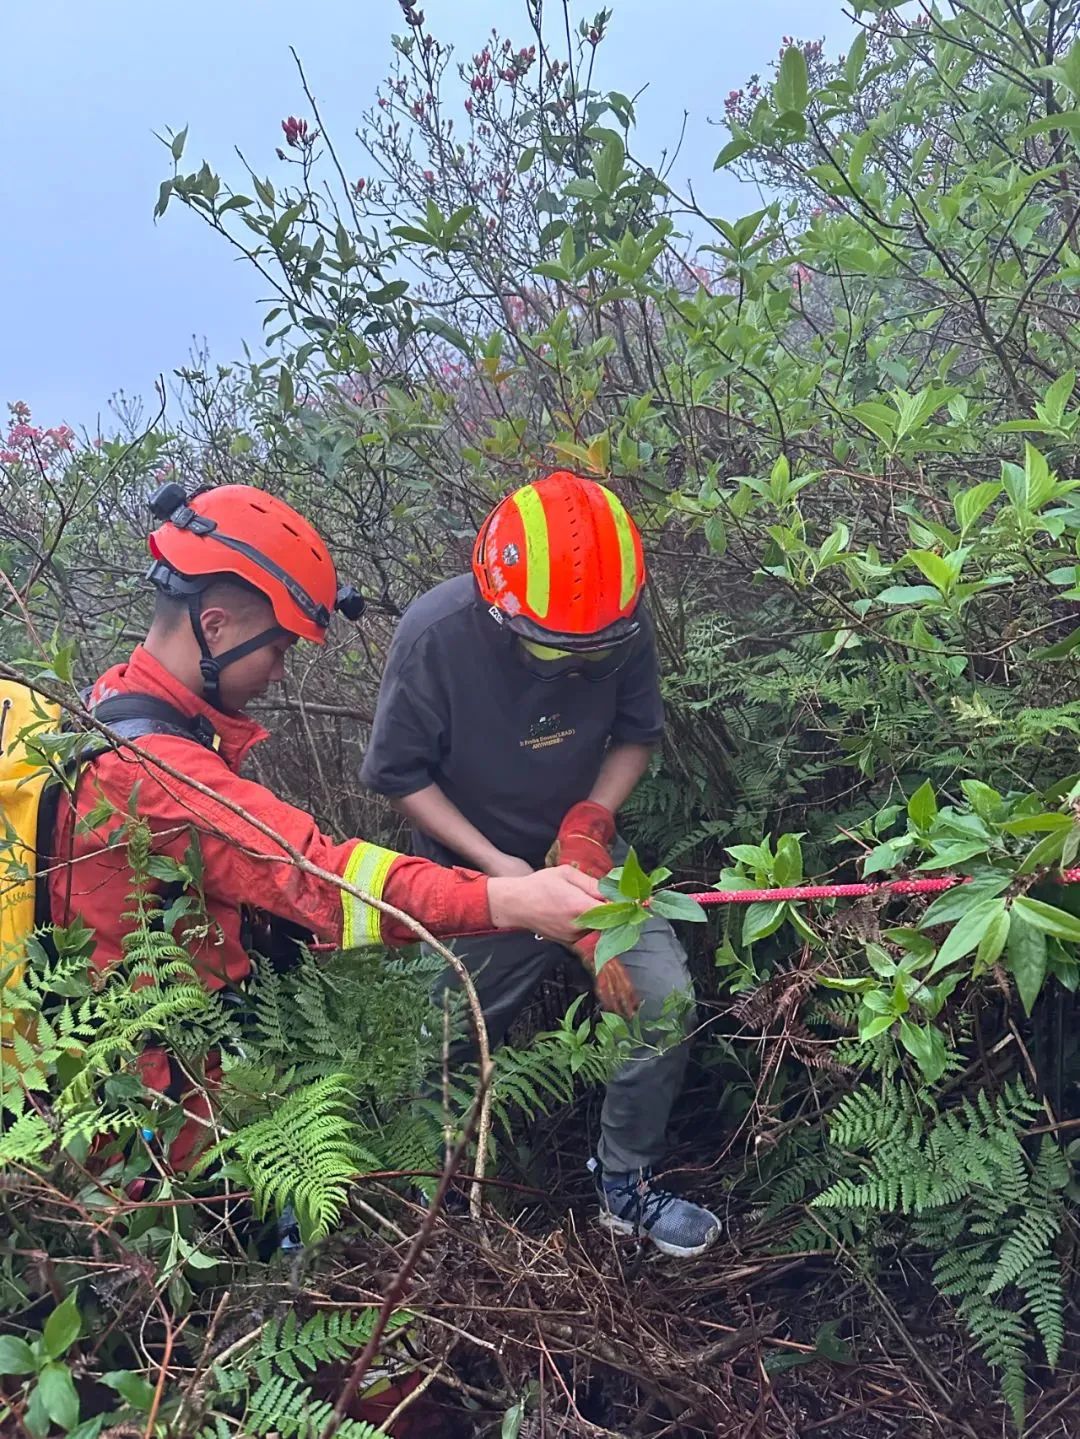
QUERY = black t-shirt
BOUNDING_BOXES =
[360,574,665,868]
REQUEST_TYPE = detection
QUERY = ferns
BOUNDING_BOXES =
[808,1078,1067,1429]
[251,1308,405,1384]
[0,1109,53,1166]
[203,1072,380,1240]
[242,1375,386,1439]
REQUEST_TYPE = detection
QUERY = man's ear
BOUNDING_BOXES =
[197,606,231,649]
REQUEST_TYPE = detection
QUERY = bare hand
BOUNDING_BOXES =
[488,865,602,944]
[484,852,535,878]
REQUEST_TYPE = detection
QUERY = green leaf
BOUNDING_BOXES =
[920,875,1010,927]
[906,549,952,593]
[1025,442,1054,510]
[704,513,727,553]
[618,846,652,901]
[1034,625,1080,659]
[953,481,1002,534]
[774,833,804,885]
[975,908,1010,972]
[908,779,938,832]
[564,176,601,200]
[1000,813,1073,835]
[899,1020,948,1083]
[862,839,903,877]
[170,125,188,162]
[1007,912,1048,1014]
[875,584,941,606]
[576,901,642,930]
[38,1362,80,1431]
[594,922,643,966]
[775,45,810,115]
[1043,370,1075,427]
[917,841,991,871]
[726,843,767,870]
[927,897,1006,977]
[818,974,875,993]
[845,30,867,88]
[0,1334,37,1375]
[1019,826,1069,876]
[516,148,537,174]
[714,135,753,169]
[102,1371,156,1413]
[649,890,708,923]
[743,899,786,946]
[43,1294,81,1360]
[1012,895,1080,943]
[277,367,294,410]
[859,1012,896,1041]
[421,315,471,353]
[595,133,625,193]
[848,401,897,444]
[502,1401,525,1439]
[882,927,935,960]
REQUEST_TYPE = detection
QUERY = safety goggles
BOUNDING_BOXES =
[517,638,629,682]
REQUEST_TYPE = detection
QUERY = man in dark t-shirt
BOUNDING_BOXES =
[361,473,719,1257]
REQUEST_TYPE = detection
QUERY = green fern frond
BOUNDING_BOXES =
[0,1110,53,1166]
[251,1308,407,1385]
[244,1374,387,1438]
[204,1073,377,1239]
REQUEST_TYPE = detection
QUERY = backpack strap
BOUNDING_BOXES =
[34,694,220,930]
[89,695,219,752]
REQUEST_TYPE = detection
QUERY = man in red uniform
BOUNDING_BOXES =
[48,482,600,1164]
[362,473,720,1257]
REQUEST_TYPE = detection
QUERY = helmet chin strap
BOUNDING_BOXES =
[187,595,285,711]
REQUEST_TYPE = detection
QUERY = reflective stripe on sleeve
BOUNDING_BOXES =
[340,841,400,947]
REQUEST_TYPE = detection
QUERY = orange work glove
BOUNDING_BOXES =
[545,801,640,1020]
[573,930,641,1020]
[544,800,616,878]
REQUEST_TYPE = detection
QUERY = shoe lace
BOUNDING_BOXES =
[609,1171,680,1234]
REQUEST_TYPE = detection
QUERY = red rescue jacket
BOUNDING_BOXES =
[49,645,493,984]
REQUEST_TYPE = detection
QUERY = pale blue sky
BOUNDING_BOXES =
[1,1,855,432]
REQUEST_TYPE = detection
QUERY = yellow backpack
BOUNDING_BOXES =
[0,679,64,996]
[1,678,217,1043]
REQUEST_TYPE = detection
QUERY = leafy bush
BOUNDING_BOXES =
[5,0,1080,1431]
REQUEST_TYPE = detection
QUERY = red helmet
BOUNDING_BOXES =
[148,483,350,643]
[146,482,364,708]
[472,472,645,649]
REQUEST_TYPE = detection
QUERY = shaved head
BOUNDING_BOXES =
[152,575,267,632]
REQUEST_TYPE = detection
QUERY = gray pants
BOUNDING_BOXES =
[432,914,696,1174]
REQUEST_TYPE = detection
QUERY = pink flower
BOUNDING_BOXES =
[423,169,435,183]
[0,450,20,465]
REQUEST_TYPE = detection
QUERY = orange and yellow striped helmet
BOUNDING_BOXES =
[472,473,645,648]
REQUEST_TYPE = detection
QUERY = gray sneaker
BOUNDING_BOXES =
[597,1164,721,1258]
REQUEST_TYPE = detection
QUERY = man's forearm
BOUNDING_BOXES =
[588,742,654,814]
[391,782,513,874]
